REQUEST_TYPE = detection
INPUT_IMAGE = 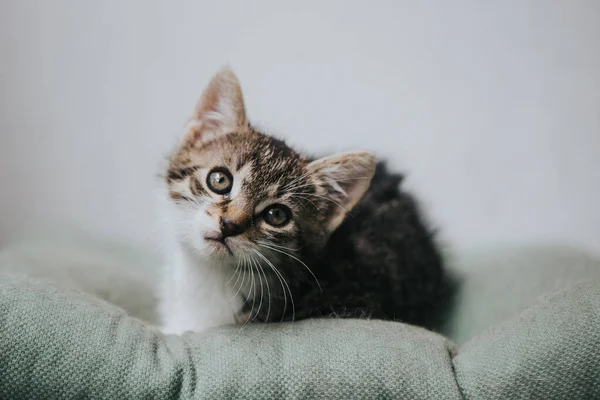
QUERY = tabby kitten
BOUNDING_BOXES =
[160,68,448,334]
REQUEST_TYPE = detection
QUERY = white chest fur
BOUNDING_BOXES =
[159,242,243,334]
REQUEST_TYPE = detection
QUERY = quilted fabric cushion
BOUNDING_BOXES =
[1,274,599,399]
[1,234,599,399]
[454,280,600,399]
[0,274,462,399]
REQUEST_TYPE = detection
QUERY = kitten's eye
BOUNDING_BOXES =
[263,204,291,227]
[207,168,233,194]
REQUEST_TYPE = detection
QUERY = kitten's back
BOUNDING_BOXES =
[300,162,453,329]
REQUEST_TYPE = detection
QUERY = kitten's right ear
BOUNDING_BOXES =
[182,68,248,146]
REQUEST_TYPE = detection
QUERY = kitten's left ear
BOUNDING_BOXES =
[306,151,377,233]
[183,67,248,146]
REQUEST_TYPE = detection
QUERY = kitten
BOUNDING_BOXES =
[159,68,450,334]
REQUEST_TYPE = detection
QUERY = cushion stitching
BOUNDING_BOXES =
[448,345,466,400]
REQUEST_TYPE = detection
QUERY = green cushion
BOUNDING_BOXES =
[0,274,462,399]
[454,280,600,399]
[444,244,600,344]
[1,233,600,399]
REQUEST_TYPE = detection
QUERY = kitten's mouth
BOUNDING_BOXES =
[204,236,234,256]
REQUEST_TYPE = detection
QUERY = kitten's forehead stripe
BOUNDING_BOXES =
[235,155,247,171]
[166,165,202,182]
[267,184,279,198]
[189,176,208,197]
[169,191,186,201]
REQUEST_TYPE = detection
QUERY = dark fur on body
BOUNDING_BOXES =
[296,161,447,327]
[240,158,450,330]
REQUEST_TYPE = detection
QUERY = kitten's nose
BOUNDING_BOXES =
[220,218,244,238]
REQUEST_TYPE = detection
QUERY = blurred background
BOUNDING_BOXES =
[1,1,598,255]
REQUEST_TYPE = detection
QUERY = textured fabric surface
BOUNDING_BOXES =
[1,236,600,399]
[444,244,600,344]
[0,274,461,399]
[454,280,600,399]
[0,231,160,324]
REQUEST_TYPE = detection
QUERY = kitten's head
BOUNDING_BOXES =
[165,68,375,266]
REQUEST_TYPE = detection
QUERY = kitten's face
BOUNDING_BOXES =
[167,130,320,261]
[165,69,375,268]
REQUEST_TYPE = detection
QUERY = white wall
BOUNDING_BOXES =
[1,1,599,253]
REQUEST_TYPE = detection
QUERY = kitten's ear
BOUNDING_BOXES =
[183,67,248,146]
[307,151,377,233]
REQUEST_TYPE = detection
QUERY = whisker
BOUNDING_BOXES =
[246,255,257,326]
[256,241,303,252]
[286,176,372,192]
[231,253,247,302]
[288,192,351,215]
[251,249,285,318]
[225,257,241,286]
[258,256,272,324]
[257,243,323,293]
[282,170,315,191]
[249,255,264,324]
[288,194,325,215]
[290,193,313,214]
[252,248,295,323]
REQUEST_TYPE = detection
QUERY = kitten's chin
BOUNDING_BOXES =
[181,236,235,261]
[204,236,234,257]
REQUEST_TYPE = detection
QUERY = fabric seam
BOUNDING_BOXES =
[448,346,466,400]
